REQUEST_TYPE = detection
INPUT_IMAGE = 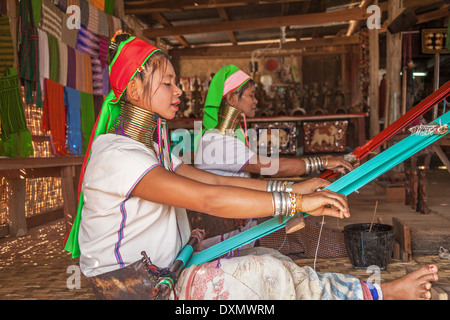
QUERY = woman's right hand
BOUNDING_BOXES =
[299,189,350,219]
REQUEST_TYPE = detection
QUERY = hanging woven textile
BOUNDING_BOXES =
[0,68,33,157]
[40,0,63,39]
[37,28,49,99]
[97,9,109,38]
[79,0,90,28]
[43,78,67,156]
[64,86,83,155]
[18,0,41,107]
[86,2,99,34]
[104,0,114,15]
[47,33,60,83]
[80,91,95,154]
[66,45,76,88]
[0,14,14,76]
[58,39,68,87]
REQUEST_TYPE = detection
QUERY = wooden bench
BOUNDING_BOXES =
[0,156,84,237]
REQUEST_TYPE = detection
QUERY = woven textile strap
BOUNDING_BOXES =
[185,111,450,268]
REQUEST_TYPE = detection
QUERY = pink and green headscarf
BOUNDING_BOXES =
[194,65,251,151]
[64,33,161,258]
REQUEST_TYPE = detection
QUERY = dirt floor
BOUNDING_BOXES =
[0,170,449,300]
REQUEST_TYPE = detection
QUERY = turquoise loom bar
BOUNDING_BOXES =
[176,245,194,266]
[185,111,450,268]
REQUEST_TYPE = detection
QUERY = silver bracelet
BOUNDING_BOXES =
[316,156,323,171]
[276,180,283,191]
[273,191,294,217]
[283,192,292,216]
[267,180,292,192]
[311,157,318,172]
[303,157,311,175]
[285,181,294,193]
[266,180,275,192]
[272,191,283,217]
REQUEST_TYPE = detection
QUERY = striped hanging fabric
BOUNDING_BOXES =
[0,14,14,76]
[40,0,63,39]
[18,0,41,107]
[43,78,67,156]
[64,86,83,155]
[0,69,34,157]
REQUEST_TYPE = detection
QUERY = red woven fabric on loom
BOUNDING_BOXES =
[43,78,67,156]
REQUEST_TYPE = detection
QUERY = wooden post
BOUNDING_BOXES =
[401,65,407,116]
[386,0,402,126]
[433,53,440,119]
[60,166,78,233]
[7,177,27,237]
[369,22,380,139]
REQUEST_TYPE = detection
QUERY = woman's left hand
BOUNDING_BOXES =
[323,155,354,175]
[293,178,330,194]
[300,189,351,219]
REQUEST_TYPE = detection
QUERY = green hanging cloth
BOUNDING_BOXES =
[47,33,60,83]
[18,0,41,107]
[0,68,34,158]
[80,92,96,154]
[104,0,115,15]
[0,14,15,76]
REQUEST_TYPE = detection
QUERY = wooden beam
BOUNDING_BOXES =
[0,156,84,171]
[378,3,450,33]
[125,0,309,14]
[346,0,373,36]
[151,12,190,47]
[216,7,237,45]
[169,34,359,57]
[143,7,371,38]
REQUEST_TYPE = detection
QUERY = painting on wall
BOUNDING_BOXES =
[250,122,297,155]
[303,120,348,153]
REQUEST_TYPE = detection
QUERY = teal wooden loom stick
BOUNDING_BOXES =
[184,111,450,268]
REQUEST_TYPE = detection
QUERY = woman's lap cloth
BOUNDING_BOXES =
[176,248,364,300]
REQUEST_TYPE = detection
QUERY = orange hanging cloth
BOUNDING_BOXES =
[42,78,67,156]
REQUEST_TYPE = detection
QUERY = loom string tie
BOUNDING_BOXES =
[145,261,178,300]
[216,249,238,269]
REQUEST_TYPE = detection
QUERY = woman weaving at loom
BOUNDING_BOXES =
[191,65,354,254]
[64,32,439,300]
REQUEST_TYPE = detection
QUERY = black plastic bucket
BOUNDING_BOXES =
[344,223,395,270]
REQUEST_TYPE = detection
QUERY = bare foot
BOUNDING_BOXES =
[380,265,439,300]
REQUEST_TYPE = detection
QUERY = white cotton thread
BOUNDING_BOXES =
[313,215,325,271]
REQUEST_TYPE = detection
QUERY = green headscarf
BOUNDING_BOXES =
[194,65,251,151]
